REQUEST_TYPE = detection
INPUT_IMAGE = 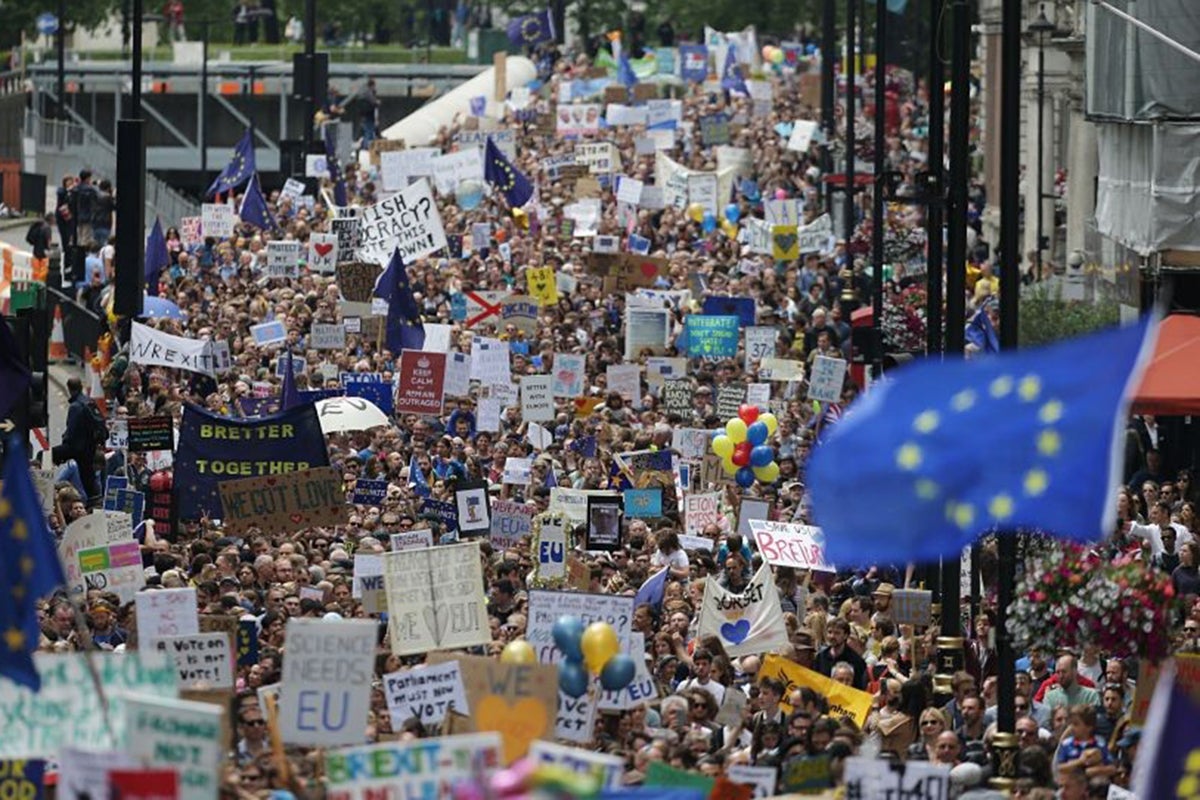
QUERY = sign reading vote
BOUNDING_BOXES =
[279,619,377,747]
[218,467,345,535]
[382,661,470,726]
[685,315,740,358]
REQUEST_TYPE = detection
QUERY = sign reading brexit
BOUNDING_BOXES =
[174,403,330,520]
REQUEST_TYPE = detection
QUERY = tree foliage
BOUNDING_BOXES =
[1018,281,1121,348]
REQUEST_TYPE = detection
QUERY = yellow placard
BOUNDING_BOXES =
[760,654,874,727]
[526,266,559,306]
[772,225,799,261]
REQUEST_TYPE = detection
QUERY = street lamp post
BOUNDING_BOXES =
[844,0,857,248]
[1028,7,1056,279]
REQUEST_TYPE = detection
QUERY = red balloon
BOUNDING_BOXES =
[738,404,760,424]
[732,443,751,466]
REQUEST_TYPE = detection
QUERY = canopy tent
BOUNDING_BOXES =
[1131,314,1200,416]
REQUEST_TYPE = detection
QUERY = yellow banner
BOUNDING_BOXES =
[760,654,874,727]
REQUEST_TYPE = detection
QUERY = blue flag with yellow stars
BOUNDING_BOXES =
[721,44,749,96]
[506,9,554,48]
[206,128,256,198]
[0,436,66,691]
[484,137,534,208]
[239,174,276,232]
[1135,660,1200,799]
[144,217,169,297]
[374,248,426,353]
[807,318,1155,565]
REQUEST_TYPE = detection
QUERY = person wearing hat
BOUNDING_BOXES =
[88,600,127,649]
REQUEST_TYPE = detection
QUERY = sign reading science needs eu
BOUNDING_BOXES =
[174,403,330,520]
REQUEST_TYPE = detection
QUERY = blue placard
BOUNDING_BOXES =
[237,619,259,666]
[299,388,344,404]
[624,489,663,518]
[450,293,468,321]
[351,478,389,506]
[702,296,756,328]
[345,379,394,415]
[680,45,709,83]
[684,315,740,358]
[174,403,330,520]
[421,498,459,532]
[0,759,44,800]
[104,488,145,530]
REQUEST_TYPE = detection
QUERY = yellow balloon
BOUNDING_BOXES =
[711,435,734,459]
[753,462,780,483]
[500,639,538,665]
[726,418,748,444]
[722,457,739,476]
[758,412,778,436]
[580,622,620,673]
[687,202,705,223]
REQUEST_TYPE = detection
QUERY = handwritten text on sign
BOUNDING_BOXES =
[279,619,377,747]
[356,178,447,265]
[218,467,345,535]
[383,542,489,656]
[153,632,233,690]
[383,661,470,726]
[525,591,634,664]
[124,694,223,800]
[749,520,836,573]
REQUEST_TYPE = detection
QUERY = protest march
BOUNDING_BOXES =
[2,11,1200,800]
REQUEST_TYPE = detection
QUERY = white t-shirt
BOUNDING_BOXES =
[652,548,689,573]
[678,676,726,706]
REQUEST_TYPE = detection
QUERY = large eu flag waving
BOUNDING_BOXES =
[206,128,256,198]
[807,318,1156,565]
[0,436,65,691]
[374,248,426,353]
[484,138,534,208]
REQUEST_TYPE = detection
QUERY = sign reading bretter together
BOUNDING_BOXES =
[218,467,346,535]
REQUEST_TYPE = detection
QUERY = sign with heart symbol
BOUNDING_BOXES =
[696,563,790,657]
[428,653,558,764]
[525,265,559,306]
[772,225,800,260]
[217,466,345,536]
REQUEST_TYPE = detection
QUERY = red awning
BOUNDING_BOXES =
[1131,314,1200,416]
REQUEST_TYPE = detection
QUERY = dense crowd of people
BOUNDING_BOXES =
[30,29,1200,800]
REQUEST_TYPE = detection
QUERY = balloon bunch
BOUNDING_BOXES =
[761,45,787,71]
[686,202,719,234]
[711,404,780,488]
[552,616,636,697]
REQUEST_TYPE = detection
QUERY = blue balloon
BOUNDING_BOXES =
[559,657,590,698]
[750,444,775,468]
[746,421,769,446]
[599,654,637,691]
[552,616,585,661]
[702,212,717,233]
[736,466,756,488]
[725,203,741,223]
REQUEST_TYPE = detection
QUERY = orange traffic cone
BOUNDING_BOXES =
[49,305,68,362]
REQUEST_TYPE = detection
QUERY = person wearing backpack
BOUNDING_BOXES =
[25,214,54,283]
[53,377,105,506]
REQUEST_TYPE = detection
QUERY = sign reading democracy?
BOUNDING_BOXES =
[174,403,329,520]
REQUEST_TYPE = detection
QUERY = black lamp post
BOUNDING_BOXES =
[1028,6,1056,279]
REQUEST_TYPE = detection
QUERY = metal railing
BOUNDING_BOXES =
[24,109,200,224]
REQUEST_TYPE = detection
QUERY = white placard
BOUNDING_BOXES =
[323,734,502,800]
[356,178,447,266]
[266,240,303,278]
[135,588,200,649]
[501,457,533,486]
[130,322,218,377]
[728,765,779,798]
[390,529,435,551]
[687,172,719,217]
[382,542,490,656]
[432,148,485,194]
[529,741,625,789]
[535,515,568,581]
[279,618,378,746]
[520,375,555,422]
[124,693,223,800]
[470,336,512,387]
[308,232,339,273]
[311,322,347,350]
[787,119,819,152]
[749,520,836,572]
[684,492,722,536]
[305,154,330,178]
[382,661,469,726]
[807,354,848,404]
[551,353,586,397]
[525,590,634,664]
[153,632,234,689]
[281,177,307,201]
[616,176,644,205]
[744,326,779,370]
[843,757,950,800]
[490,499,534,548]
[200,203,235,239]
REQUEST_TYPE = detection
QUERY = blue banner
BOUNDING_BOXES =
[680,45,709,83]
[0,759,44,800]
[174,403,330,520]
[299,388,344,404]
[351,478,389,506]
[684,315,740,358]
[702,296,756,328]
[238,396,281,418]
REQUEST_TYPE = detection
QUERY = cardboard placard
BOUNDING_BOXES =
[217,466,346,535]
[336,262,383,304]
[890,589,934,627]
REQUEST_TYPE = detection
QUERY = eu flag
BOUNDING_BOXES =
[807,319,1156,564]
[506,9,554,48]
[0,321,31,422]
[409,454,431,497]
[966,304,1000,354]
[144,217,169,297]
[239,174,276,231]
[374,248,426,353]
[617,52,639,89]
[484,138,534,208]
[0,436,66,691]
[634,567,668,610]
[206,128,256,197]
[281,350,301,411]
[721,45,749,96]
[1134,660,1200,799]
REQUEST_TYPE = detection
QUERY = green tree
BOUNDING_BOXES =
[1018,282,1120,348]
